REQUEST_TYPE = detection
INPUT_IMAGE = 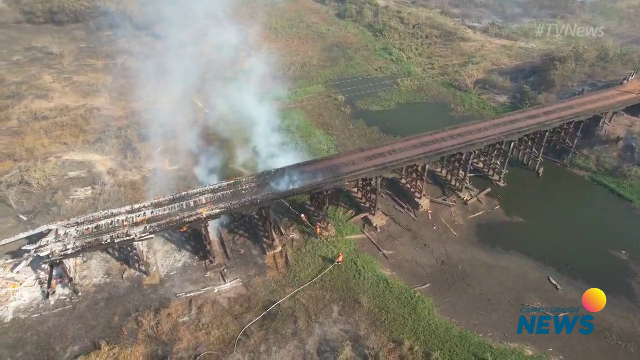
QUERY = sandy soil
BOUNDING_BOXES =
[357,180,640,360]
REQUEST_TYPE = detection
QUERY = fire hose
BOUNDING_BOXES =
[233,253,343,353]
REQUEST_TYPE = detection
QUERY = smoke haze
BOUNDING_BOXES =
[116,0,304,197]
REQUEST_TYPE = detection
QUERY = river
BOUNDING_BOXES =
[339,78,640,303]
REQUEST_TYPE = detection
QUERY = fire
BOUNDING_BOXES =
[180,226,188,232]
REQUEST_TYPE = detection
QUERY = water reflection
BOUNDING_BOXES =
[476,163,640,302]
[338,79,640,303]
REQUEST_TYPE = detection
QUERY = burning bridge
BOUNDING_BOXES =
[2,78,640,283]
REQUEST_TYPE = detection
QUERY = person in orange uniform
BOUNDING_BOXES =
[337,253,343,264]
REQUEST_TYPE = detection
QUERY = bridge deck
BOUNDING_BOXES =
[3,79,640,259]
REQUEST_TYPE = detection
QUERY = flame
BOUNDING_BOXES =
[180,226,188,232]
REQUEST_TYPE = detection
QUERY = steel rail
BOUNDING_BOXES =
[3,79,640,257]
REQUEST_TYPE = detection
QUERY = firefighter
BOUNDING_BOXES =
[336,253,343,264]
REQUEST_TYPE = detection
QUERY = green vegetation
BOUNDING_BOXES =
[357,77,501,116]
[83,206,543,358]
[271,207,542,359]
[316,0,506,116]
[263,1,386,88]
[311,0,639,116]
[571,150,640,208]
[281,109,338,158]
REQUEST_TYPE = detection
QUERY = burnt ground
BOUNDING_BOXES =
[1,174,639,359]
[1,1,639,359]
[359,179,640,360]
[0,235,268,359]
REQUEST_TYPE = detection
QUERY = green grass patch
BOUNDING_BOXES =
[571,152,640,208]
[279,206,542,359]
[587,173,640,207]
[280,109,337,158]
[357,77,500,117]
[264,2,386,88]
[286,84,328,100]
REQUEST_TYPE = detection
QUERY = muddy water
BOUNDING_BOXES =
[476,164,640,302]
[353,102,473,137]
[344,82,640,303]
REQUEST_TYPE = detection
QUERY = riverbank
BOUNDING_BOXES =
[2,1,640,359]
[82,207,542,359]
[362,181,640,359]
[570,112,640,208]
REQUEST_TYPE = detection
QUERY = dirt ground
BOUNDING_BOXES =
[358,180,640,360]
[1,1,639,359]
[0,234,269,359]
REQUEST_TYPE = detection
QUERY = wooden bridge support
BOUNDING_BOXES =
[256,205,284,253]
[133,243,149,276]
[547,120,584,160]
[599,111,619,127]
[104,242,149,276]
[44,260,81,300]
[355,176,381,215]
[471,140,514,186]
[201,220,230,267]
[400,163,429,197]
[433,152,474,192]
[310,190,331,221]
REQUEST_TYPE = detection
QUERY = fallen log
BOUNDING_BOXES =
[361,229,390,259]
[468,211,485,219]
[348,213,369,223]
[441,218,458,237]
[176,278,242,298]
[384,190,413,211]
[344,234,367,240]
[412,282,431,290]
[426,196,455,206]
[466,188,491,205]
[548,276,562,291]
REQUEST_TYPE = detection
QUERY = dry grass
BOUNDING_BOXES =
[19,160,56,192]
[82,341,148,360]
[81,210,541,359]
[16,0,100,25]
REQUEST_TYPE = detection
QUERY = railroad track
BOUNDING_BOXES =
[3,79,640,261]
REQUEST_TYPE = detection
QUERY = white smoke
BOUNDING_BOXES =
[114,0,305,196]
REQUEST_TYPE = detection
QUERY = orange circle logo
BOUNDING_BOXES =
[582,288,606,312]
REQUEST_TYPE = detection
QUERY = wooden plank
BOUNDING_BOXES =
[361,229,390,259]
[175,278,242,298]
[466,188,491,205]
[425,196,456,207]
[348,213,369,223]
[206,221,225,265]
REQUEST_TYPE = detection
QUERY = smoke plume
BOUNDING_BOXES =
[115,0,304,196]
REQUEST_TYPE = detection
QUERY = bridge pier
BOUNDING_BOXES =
[104,242,149,276]
[257,205,283,254]
[472,141,511,186]
[133,243,150,276]
[546,120,584,161]
[309,190,331,222]
[433,152,473,192]
[400,163,429,197]
[44,260,81,300]
[354,176,381,216]
[534,130,549,173]
[202,220,229,267]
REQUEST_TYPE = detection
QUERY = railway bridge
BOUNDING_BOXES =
[2,78,640,292]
